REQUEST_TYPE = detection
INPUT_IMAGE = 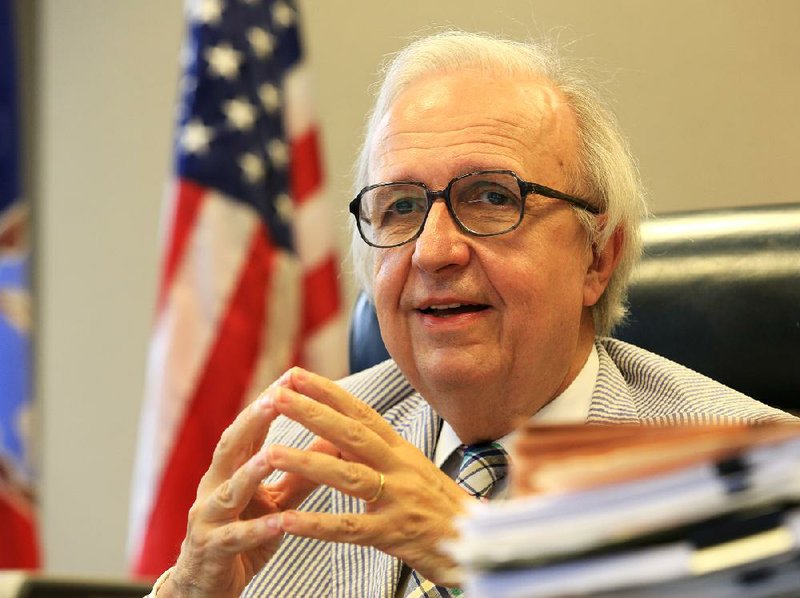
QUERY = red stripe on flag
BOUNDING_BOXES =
[301,255,341,335]
[289,128,323,205]
[133,225,276,577]
[157,180,205,312]
[0,492,40,568]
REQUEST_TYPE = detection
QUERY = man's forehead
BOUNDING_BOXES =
[369,69,580,183]
[388,69,570,123]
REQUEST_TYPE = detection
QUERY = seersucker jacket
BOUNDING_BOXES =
[234,338,795,597]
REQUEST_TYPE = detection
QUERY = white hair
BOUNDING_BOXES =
[350,30,647,335]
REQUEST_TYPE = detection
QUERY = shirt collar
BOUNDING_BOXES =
[433,344,599,468]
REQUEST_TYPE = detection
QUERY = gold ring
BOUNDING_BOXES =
[365,472,385,503]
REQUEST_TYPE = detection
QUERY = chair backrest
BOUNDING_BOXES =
[348,292,390,374]
[613,203,800,413]
[348,203,800,413]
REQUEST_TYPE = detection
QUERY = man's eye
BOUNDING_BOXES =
[391,199,416,214]
[466,189,517,208]
[482,191,512,206]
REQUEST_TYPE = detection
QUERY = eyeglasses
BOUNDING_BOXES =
[349,169,600,248]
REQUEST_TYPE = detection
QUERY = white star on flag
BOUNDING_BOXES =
[272,1,295,28]
[180,119,214,154]
[191,0,223,25]
[267,138,289,167]
[248,27,275,58]
[205,43,242,80]
[259,83,281,113]
[239,152,265,183]
[223,97,257,131]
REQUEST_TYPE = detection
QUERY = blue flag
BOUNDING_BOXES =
[0,0,39,569]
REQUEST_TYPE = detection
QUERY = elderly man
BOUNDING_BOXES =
[153,31,793,597]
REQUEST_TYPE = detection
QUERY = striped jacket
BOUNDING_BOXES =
[242,337,795,597]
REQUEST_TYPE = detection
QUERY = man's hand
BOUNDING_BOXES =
[160,379,337,598]
[268,368,470,586]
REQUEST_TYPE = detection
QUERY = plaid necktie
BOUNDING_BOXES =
[404,442,509,597]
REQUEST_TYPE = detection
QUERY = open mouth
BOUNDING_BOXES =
[418,303,490,317]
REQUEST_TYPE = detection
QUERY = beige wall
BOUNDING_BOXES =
[31,0,799,577]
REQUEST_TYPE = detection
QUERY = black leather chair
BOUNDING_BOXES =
[348,203,800,413]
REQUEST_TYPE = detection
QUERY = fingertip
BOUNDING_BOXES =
[309,437,341,458]
[280,510,296,530]
[265,445,282,466]
[278,368,296,387]
[249,449,266,471]
[260,395,274,413]
[264,513,282,536]
[271,386,293,410]
[289,366,312,386]
[254,387,277,415]
[268,369,297,393]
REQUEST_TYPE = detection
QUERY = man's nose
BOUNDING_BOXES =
[411,201,470,272]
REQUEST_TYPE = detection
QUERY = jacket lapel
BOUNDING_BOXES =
[587,339,641,423]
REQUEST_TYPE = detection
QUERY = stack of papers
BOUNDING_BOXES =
[448,423,800,597]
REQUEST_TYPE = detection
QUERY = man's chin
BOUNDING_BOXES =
[414,355,498,393]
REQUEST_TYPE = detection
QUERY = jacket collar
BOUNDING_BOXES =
[587,338,641,423]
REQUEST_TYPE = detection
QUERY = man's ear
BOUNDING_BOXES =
[583,225,624,307]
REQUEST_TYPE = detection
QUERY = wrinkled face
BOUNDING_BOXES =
[369,70,603,438]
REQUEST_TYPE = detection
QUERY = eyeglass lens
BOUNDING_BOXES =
[358,172,523,247]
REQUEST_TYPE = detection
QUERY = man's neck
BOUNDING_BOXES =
[434,342,599,465]
[428,327,597,444]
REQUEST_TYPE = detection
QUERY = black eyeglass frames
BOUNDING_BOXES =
[349,169,600,249]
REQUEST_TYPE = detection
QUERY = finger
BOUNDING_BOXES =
[280,510,376,547]
[267,444,384,503]
[263,437,341,511]
[268,368,295,390]
[279,510,460,586]
[287,368,399,443]
[203,513,284,556]
[203,447,276,523]
[272,387,393,468]
[204,391,279,487]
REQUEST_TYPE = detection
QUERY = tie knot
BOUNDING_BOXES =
[456,442,509,499]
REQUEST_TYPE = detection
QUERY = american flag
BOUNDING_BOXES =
[128,0,346,576]
[0,0,39,569]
